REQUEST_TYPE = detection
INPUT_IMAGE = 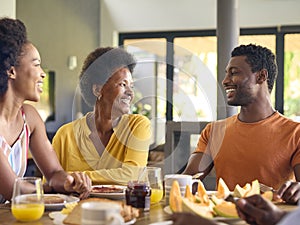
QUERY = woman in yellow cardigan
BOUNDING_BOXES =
[52,47,151,185]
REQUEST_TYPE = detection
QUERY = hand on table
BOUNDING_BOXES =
[236,194,287,225]
[171,212,218,225]
[276,181,300,204]
[64,172,92,199]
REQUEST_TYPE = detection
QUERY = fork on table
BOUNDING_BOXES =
[259,183,276,193]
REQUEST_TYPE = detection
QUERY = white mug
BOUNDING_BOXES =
[164,174,200,205]
[164,174,192,188]
[81,202,124,225]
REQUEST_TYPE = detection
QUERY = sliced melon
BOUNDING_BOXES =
[207,199,217,213]
[169,180,182,212]
[243,183,251,193]
[197,180,210,205]
[244,179,260,197]
[261,191,273,201]
[233,184,245,198]
[233,182,252,198]
[211,194,224,206]
[182,198,214,219]
[213,201,239,218]
[216,178,231,199]
[194,195,201,203]
[184,184,195,202]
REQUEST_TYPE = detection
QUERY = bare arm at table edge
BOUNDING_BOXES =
[182,152,214,179]
[0,105,68,200]
[25,105,68,191]
[24,104,91,196]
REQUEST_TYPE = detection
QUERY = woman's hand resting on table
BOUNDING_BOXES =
[236,194,287,225]
[64,172,92,199]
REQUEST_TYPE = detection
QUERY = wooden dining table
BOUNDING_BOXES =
[0,198,298,225]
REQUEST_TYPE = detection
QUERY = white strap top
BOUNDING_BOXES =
[0,109,30,203]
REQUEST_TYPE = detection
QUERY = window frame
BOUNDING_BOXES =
[119,25,300,120]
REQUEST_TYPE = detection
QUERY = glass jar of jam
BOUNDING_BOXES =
[125,180,151,211]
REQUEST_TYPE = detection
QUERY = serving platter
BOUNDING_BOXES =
[163,205,241,223]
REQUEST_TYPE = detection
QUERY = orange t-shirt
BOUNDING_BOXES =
[194,112,300,190]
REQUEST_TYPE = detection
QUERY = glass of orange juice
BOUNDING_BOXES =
[147,167,164,204]
[11,177,45,222]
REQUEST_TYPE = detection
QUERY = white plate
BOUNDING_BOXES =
[149,221,173,225]
[49,212,136,225]
[163,206,240,223]
[206,190,217,196]
[148,220,227,225]
[44,194,79,211]
[49,211,67,225]
[89,185,126,200]
[125,217,137,225]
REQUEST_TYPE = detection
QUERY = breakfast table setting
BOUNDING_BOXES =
[0,171,299,225]
[0,199,170,225]
[0,183,171,225]
[0,193,298,225]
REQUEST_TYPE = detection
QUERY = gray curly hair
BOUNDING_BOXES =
[79,47,136,107]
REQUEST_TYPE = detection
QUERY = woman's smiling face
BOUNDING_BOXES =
[101,67,134,118]
[11,42,46,102]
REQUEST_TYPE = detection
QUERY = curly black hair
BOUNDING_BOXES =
[79,47,136,107]
[231,44,278,93]
[0,17,27,96]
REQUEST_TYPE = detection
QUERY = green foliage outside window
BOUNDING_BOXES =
[284,51,300,118]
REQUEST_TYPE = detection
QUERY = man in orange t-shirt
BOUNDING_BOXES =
[183,44,300,205]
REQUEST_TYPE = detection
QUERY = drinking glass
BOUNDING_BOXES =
[147,167,164,204]
[11,177,45,222]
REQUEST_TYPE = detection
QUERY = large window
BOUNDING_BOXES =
[123,39,167,146]
[174,37,217,121]
[284,33,300,121]
[120,26,300,147]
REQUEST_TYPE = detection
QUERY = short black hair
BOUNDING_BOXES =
[231,44,278,93]
[79,47,136,107]
[0,17,27,96]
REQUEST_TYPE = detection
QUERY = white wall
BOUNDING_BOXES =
[100,0,300,46]
[0,0,16,18]
[16,0,100,132]
[0,0,100,133]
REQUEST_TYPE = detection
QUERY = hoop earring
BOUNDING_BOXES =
[97,94,102,101]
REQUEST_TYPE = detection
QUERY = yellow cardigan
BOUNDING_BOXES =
[52,113,151,185]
